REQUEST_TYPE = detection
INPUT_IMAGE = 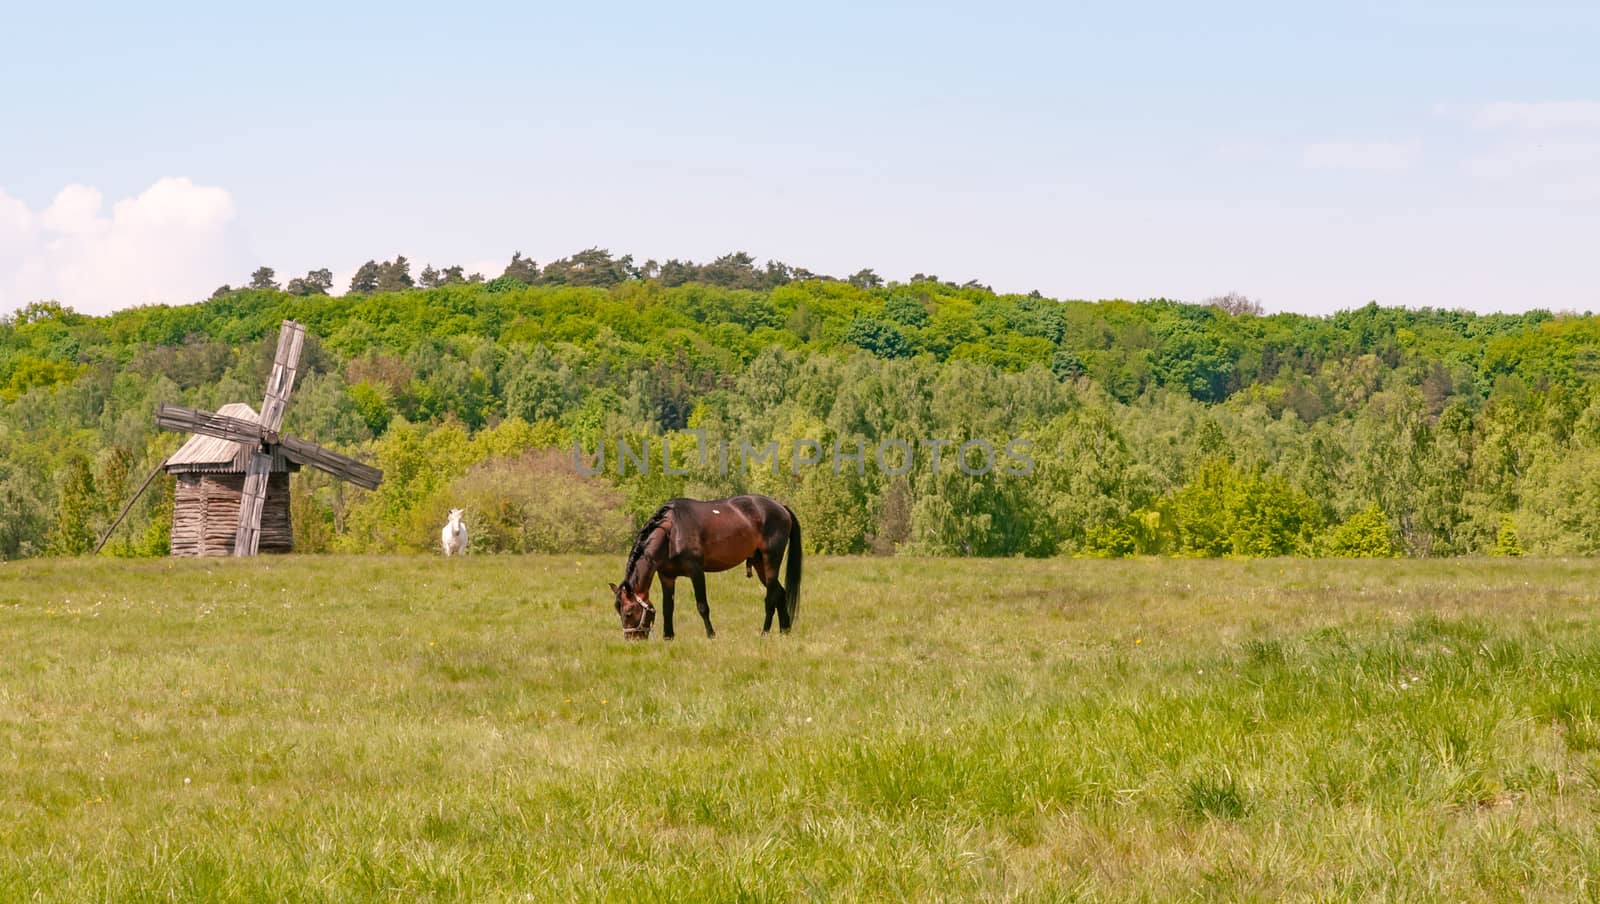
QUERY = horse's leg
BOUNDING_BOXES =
[660,576,676,641]
[751,550,782,634]
[761,543,791,634]
[690,570,715,638]
[762,568,776,634]
[762,576,784,634]
[747,551,774,632]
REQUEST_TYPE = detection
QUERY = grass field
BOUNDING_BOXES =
[4,555,1600,901]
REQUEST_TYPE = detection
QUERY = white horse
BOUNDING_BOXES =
[441,508,468,556]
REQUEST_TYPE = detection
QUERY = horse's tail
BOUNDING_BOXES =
[783,505,802,624]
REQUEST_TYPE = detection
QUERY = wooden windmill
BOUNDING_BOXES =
[100,320,382,556]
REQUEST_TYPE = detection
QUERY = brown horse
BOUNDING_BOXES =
[609,495,802,640]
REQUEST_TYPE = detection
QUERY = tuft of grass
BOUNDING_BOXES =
[1181,772,1250,821]
[1242,637,1288,668]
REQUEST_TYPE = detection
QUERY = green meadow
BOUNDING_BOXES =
[3,555,1599,901]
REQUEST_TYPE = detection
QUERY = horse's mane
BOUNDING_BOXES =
[620,502,673,590]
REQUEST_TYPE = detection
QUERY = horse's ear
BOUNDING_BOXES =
[608,582,619,595]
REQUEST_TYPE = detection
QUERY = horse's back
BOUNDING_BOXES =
[671,493,784,517]
[672,495,790,531]
[668,495,790,572]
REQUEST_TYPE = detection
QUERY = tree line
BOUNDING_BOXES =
[1,253,1595,560]
[216,249,907,301]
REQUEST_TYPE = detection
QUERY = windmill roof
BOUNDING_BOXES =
[164,403,296,473]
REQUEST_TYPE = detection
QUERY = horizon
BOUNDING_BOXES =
[12,255,1599,324]
[3,1,1597,319]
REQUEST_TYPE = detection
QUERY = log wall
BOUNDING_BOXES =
[170,473,293,556]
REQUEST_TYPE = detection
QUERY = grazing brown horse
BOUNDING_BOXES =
[609,495,802,640]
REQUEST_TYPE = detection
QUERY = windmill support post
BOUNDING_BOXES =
[93,457,169,555]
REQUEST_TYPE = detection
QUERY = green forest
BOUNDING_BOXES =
[4,248,1598,560]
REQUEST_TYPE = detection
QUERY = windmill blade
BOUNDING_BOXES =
[156,403,271,445]
[258,320,306,433]
[278,434,383,490]
[234,449,273,556]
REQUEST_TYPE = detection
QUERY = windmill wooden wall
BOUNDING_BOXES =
[163,402,298,557]
[170,472,293,556]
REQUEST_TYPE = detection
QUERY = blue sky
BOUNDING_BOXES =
[2,0,1596,315]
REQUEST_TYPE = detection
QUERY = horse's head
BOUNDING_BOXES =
[447,508,464,525]
[608,582,655,640]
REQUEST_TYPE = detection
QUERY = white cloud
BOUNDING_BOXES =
[1465,139,1600,201]
[1302,140,1422,172]
[40,184,108,235]
[0,193,32,240]
[1468,101,1600,131]
[0,177,247,316]
[1468,140,1600,174]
